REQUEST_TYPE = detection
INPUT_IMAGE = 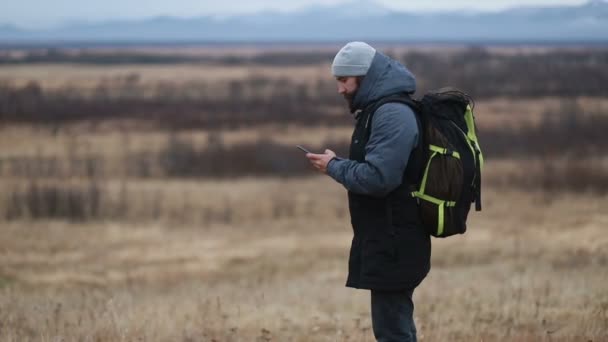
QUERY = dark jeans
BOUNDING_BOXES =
[370,289,417,342]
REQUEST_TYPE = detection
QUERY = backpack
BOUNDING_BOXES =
[371,88,484,237]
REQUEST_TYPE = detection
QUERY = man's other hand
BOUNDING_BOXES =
[306,149,337,174]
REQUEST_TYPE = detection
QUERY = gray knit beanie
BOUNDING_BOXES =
[331,41,376,77]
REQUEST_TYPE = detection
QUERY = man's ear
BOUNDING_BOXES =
[356,76,365,86]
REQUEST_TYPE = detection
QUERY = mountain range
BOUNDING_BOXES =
[1,0,607,44]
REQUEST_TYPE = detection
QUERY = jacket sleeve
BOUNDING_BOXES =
[327,103,419,197]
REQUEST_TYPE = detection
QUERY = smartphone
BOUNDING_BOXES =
[296,145,313,154]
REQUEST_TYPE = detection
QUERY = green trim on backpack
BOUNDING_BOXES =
[418,151,436,195]
[464,105,484,170]
[411,191,457,236]
[412,142,461,236]
[418,144,461,195]
[429,144,461,159]
[412,192,456,207]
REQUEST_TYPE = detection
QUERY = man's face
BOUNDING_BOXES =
[336,76,360,109]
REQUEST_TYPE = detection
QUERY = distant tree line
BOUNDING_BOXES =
[0,48,335,65]
[1,48,607,127]
[1,104,606,180]
[406,47,608,98]
[0,77,345,128]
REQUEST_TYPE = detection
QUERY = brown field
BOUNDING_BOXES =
[1,179,607,341]
[1,46,607,341]
[0,63,331,89]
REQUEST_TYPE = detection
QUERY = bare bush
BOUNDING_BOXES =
[480,102,608,158]
[157,134,349,178]
[4,181,101,221]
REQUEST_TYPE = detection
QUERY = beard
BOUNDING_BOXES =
[344,91,356,113]
[343,76,363,113]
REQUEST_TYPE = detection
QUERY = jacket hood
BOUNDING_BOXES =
[351,52,416,112]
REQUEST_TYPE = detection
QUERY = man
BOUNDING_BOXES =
[306,42,430,342]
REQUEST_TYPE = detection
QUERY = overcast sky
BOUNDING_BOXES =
[2,0,590,29]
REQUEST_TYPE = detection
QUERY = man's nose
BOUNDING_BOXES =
[337,85,346,94]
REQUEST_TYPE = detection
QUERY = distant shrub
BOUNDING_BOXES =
[5,181,101,221]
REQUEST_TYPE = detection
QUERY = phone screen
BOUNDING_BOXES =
[296,145,312,154]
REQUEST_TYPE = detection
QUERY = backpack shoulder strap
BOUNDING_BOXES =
[363,94,420,131]
[367,94,418,117]
[365,94,423,146]
[363,94,426,186]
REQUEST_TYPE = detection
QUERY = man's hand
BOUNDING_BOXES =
[306,149,337,174]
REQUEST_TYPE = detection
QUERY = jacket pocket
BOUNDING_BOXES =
[361,233,397,278]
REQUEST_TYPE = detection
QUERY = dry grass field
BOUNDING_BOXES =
[0,179,606,341]
[0,63,330,90]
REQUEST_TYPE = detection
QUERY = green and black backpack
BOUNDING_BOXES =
[376,89,484,237]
